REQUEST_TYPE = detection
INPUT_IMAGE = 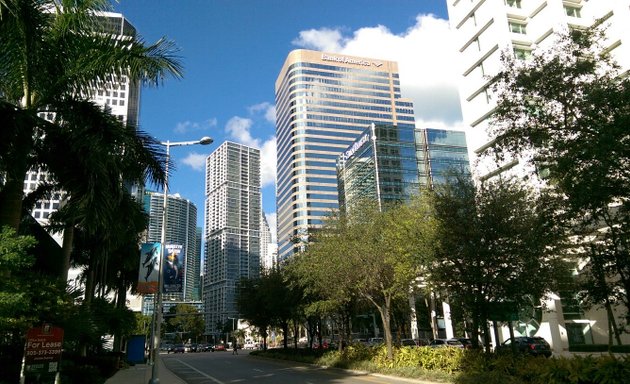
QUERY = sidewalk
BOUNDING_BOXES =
[105,354,185,384]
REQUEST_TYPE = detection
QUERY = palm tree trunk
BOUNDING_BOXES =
[0,179,25,230]
[0,122,32,230]
[113,283,127,352]
[61,222,74,282]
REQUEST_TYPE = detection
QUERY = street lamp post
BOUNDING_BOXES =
[149,136,213,384]
[227,317,238,347]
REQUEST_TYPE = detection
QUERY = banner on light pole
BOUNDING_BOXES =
[163,244,184,293]
[137,242,161,294]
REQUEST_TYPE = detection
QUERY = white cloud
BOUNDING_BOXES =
[259,137,277,188]
[265,212,277,243]
[225,114,277,189]
[292,27,346,52]
[181,152,207,171]
[174,118,217,134]
[248,102,277,124]
[292,14,463,127]
[225,116,259,147]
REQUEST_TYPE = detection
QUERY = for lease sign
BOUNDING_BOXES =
[24,325,64,374]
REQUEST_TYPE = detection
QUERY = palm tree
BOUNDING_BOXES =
[42,98,166,281]
[0,0,182,231]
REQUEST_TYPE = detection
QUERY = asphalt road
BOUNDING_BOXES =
[161,350,429,384]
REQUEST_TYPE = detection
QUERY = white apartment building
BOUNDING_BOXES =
[203,142,261,335]
[447,0,630,179]
[446,0,630,352]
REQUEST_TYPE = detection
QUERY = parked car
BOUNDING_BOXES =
[429,338,465,348]
[172,344,186,353]
[199,343,214,352]
[496,336,552,357]
[399,339,418,347]
[368,337,384,346]
[214,344,226,351]
[457,338,474,349]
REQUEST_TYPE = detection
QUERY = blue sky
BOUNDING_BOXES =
[111,0,462,240]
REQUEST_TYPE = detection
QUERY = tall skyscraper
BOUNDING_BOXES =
[275,50,416,261]
[446,0,630,180]
[143,191,200,303]
[204,142,261,335]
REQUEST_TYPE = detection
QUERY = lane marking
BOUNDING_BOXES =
[174,358,225,384]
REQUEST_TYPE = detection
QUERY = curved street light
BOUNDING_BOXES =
[149,136,213,384]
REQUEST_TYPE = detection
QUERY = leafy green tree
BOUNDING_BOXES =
[237,274,273,349]
[487,26,630,329]
[0,227,73,382]
[238,267,303,350]
[167,304,205,343]
[289,197,436,359]
[429,175,572,350]
[133,313,152,340]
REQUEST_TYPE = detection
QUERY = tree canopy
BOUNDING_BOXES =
[487,25,630,332]
[429,175,572,349]
[288,196,437,359]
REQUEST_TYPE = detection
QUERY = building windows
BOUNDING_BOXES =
[509,21,527,34]
[513,47,532,60]
[505,0,522,8]
[564,6,581,18]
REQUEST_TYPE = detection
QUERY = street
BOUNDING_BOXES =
[161,350,426,384]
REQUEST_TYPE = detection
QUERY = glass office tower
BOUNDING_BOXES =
[337,123,419,212]
[337,125,469,211]
[275,50,415,261]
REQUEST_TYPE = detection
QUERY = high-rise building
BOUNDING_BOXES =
[203,142,261,335]
[26,12,142,232]
[418,128,470,186]
[446,0,630,351]
[260,213,274,271]
[446,0,630,180]
[275,49,415,261]
[143,191,200,304]
[193,227,202,301]
[337,124,469,211]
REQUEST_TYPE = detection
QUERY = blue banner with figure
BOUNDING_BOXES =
[163,244,184,293]
[137,243,161,294]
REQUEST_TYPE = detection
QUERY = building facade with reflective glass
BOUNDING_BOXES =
[143,191,200,304]
[337,125,469,211]
[275,50,415,261]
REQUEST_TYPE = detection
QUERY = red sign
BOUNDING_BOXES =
[24,325,64,374]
